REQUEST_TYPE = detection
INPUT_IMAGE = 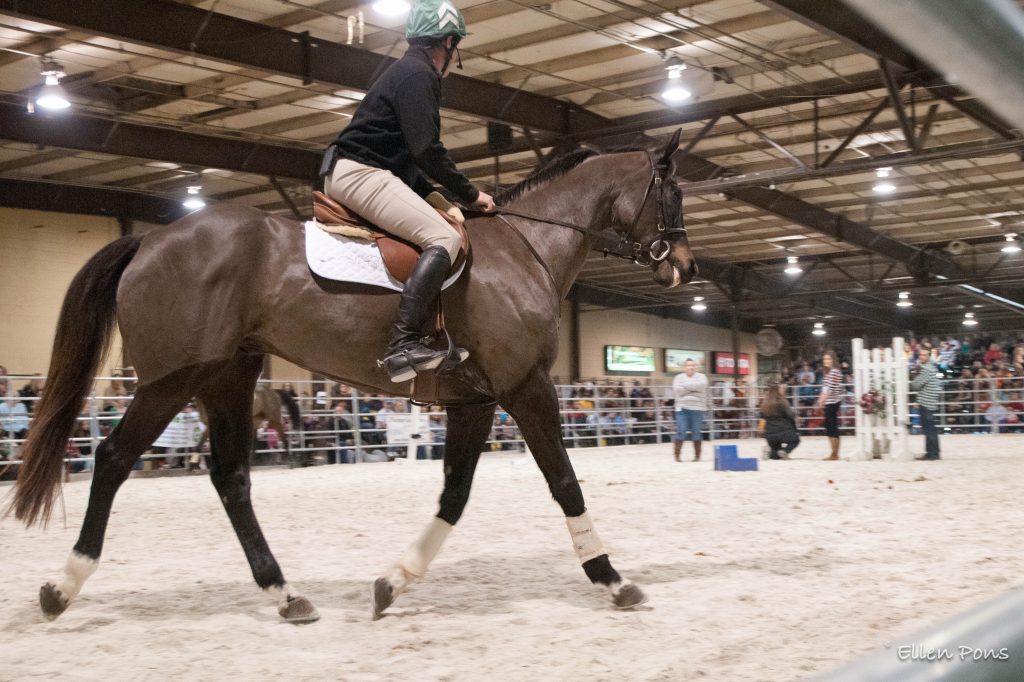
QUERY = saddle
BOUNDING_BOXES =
[312,191,469,283]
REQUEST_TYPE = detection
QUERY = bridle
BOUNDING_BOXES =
[479,151,687,266]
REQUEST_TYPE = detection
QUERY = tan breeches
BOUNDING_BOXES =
[327,158,462,261]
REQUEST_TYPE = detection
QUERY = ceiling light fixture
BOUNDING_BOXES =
[691,295,707,312]
[897,291,913,307]
[963,312,978,327]
[182,185,206,211]
[661,58,691,104]
[35,59,70,111]
[812,322,826,336]
[1001,233,1021,253]
[784,255,802,275]
[873,166,896,194]
[372,0,410,16]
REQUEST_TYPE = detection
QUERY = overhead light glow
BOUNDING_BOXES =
[35,67,70,110]
[372,0,411,16]
[897,291,912,307]
[873,181,896,194]
[691,295,707,312]
[661,64,691,103]
[963,311,978,327]
[784,255,801,275]
[1002,233,1021,253]
[183,185,205,210]
[812,321,826,336]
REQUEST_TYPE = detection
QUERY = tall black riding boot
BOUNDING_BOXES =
[380,245,467,383]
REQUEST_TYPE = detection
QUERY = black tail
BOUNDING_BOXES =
[7,235,142,526]
[275,389,301,431]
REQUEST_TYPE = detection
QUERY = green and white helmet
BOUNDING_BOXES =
[405,0,468,41]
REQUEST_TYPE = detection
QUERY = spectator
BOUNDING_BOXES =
[18,375,43,414]
[760,382,800,460]
[910,346,942,460]
[0,382,30,441]
[817,350,843,461]
[332,402,355,463]
[671,358,708,462]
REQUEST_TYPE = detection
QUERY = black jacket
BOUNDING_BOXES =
[761,401,799,440]
[332,45,479,204]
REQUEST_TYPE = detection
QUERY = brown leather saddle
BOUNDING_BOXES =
[312,191,469,283]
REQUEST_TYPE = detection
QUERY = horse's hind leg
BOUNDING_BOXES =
[372,401,495,620]
[196,353,318,623]
[499,367,647,609]
[42,364,215,620]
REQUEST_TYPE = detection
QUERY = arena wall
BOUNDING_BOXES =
[0,207,164,377]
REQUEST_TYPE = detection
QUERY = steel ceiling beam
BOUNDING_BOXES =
[0,177,188,224]
[675,152,963,280]
[0,0,609,136]
[760,0,1019,140]
[0,102,319,180]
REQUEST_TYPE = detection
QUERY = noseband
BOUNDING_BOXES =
[486,151,686,266]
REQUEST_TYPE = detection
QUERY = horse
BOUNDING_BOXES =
[6,131,696,623]
[195,384,302,467]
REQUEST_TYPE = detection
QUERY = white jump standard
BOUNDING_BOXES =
[851,337,911,462]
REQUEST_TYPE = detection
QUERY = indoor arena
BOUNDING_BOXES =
[3,1,1024,681]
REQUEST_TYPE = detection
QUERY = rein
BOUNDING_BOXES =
[465,151,686,266]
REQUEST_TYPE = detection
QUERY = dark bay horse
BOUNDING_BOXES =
[7,133,696,623]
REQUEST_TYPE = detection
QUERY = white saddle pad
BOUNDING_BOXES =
[304,220,465,292]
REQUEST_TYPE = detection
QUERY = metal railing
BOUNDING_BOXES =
[0,373,1019,474]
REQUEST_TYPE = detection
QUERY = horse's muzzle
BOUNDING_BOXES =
[652,248,697,288]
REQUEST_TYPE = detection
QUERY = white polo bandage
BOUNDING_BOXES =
[398,517,453,579]
[55,551,98,601]
[566,512,607,564]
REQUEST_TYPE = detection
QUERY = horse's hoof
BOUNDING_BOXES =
[371,577,394,621]
[612,583,648,609]
[40,582,70,621]
[279,595,319,623]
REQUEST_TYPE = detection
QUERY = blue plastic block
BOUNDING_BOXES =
[714,443,758,471]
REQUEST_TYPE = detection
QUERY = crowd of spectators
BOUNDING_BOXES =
[4,333,1024,475]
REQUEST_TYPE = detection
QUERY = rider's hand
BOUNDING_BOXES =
[473,191,496,212]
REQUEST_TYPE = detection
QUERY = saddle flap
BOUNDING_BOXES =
[313,191,378,231]
[312,191,470,284]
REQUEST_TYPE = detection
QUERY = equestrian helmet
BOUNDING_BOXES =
[406,0,468,41]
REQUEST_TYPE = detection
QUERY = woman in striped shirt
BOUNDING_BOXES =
[816,350,843,460]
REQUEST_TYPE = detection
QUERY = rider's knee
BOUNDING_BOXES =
[430,231,461,263]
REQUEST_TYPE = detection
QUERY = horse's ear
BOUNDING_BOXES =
[659,129,681,167]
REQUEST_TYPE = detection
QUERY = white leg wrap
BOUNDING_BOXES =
[264,582,303,605]
[397,517,453,580]
[54,551,98,602]
[566,512,607,564]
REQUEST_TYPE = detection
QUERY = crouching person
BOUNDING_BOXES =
[760,382,800,459]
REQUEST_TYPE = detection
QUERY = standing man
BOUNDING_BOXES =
[672,358,709,462]
[910,345,942,460]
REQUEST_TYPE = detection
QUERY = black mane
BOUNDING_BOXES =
[494,148,599,203]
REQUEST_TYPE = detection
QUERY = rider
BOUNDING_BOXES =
[321,0,495,383]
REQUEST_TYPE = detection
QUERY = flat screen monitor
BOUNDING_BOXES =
[604,345,656,373]
[664,349,706,373]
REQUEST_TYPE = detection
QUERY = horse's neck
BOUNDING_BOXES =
[504,163,619,298]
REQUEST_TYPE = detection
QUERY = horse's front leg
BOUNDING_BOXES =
[372,402,496,620]
[500,367,647,609]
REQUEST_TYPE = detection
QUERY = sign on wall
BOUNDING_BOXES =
[604,346,656,372]
[711,351,750,375]
[664,349,706,373]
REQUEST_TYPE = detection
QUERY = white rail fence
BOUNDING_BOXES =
[0,371,1020,474]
